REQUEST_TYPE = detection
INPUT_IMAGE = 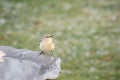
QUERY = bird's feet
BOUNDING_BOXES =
[39,51,44,55]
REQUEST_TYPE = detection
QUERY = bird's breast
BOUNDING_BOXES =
[40,41,55,52]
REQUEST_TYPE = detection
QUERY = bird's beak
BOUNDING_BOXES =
[51,35,53,37]
[49,35,53,37]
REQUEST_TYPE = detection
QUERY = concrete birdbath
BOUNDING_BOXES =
[0,46,61,80]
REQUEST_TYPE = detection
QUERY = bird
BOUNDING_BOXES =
[39,35,55,55]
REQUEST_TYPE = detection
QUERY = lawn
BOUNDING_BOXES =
[0,0,120,80]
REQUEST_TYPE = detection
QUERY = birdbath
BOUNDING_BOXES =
[0,46,61,80]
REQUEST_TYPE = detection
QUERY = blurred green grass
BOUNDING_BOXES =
[0,0,120,80]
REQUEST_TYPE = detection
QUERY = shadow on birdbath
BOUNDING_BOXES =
[0,46,61,80]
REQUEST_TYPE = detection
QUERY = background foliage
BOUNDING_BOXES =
[0,0,120,80]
